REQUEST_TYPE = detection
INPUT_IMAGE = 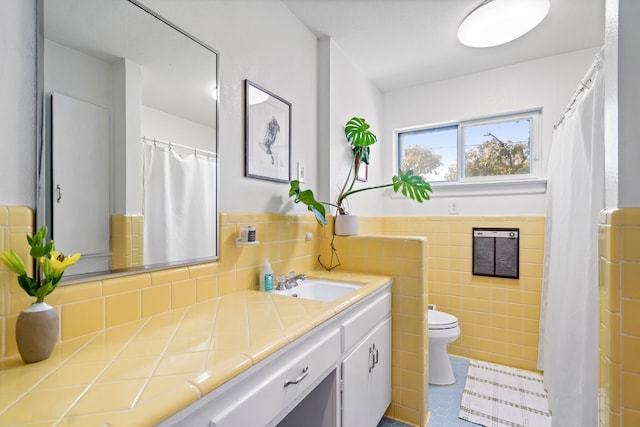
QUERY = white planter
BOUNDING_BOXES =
[335,215,359,236]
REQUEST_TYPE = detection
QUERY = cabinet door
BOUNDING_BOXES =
[52,93,110,274]
[341,317,391,427]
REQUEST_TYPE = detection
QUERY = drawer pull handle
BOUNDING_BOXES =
[369,344,380,372]
[369,347,375,372]
[284,366,309,387]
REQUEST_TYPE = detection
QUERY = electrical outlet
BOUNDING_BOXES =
[449,199,459,214]
[297,162,305,183]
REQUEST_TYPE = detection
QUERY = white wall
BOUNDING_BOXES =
[45,40,113,108]
[616,0,640,207]
[603,0,640,209]
[45,41,144,215]
[141,106,214,153]
[1,1,627,219]
[382,47,600,216]
[1,0,318,214]
[324,39,383,217]
[0,0,37,207]
[303,38,385,218]
[141,0,318,215]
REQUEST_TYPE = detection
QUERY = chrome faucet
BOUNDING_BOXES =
[276,272,307,290]
[286,273,306,288]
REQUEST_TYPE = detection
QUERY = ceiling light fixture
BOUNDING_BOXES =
[457,0,550,48]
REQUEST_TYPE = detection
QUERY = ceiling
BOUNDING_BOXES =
[282,0,605,92]
[45,0,218,128]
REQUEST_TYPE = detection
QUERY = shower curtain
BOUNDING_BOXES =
[539,52,604,427]
[143,144,216,265]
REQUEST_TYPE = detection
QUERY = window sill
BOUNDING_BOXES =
[391,178,547,198]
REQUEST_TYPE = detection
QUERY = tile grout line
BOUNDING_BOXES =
[0,330,102,422]
[54,308,189,424]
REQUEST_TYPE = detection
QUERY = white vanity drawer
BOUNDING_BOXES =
[341,290,391,354]
[208,327,341,427]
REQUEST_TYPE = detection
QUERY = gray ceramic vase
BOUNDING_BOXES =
[15,302,59,363]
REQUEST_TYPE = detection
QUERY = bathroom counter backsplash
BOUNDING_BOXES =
[0,271,390,427]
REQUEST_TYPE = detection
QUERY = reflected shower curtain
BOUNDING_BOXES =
[539,53,604,427]
[143,145,216,265]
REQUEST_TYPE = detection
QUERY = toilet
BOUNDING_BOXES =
[427,308,461,385]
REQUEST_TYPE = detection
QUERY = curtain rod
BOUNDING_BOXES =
[554,50,603,131]
[142,136,218,158]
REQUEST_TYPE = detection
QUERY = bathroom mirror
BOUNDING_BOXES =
[38,0,219,280]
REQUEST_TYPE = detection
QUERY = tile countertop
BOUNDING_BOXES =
[0,271,391,427]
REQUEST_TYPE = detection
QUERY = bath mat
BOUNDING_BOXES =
[458,359,551,427]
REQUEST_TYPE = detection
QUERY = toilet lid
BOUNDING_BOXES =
[428,310,458,330]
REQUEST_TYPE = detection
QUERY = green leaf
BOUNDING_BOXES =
[30,246,46,258]
[17,275,37,297]
[289,180,301,197]
[353,146,370,165]
[35,281,54,301]
[309,205,328,225]
[345,117,377,148]
[43,241,55,255]
[28,226,53,258]
[392,169,433,203]
[289,181,328,226]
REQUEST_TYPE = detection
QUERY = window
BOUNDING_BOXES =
[396,111,539,184]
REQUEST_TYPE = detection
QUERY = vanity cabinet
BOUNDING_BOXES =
[341,292,392,427]
[209,327,340,426]
[160,283,392,427]
[162,326,341,427]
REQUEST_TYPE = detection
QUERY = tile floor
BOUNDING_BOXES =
[377,356,477,427]
[427,356,477,426]
[377,417,414,427]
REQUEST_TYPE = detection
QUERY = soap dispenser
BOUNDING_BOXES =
[260,258,274,292]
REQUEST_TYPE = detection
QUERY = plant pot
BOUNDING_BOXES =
[15,302,59,363]
[335,214,359,236]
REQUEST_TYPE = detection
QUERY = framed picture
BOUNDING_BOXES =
[356,159,368,182]
[244,80,291,183]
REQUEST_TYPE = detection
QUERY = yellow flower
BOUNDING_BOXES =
[0,250,27,276]
[41,251,81,278]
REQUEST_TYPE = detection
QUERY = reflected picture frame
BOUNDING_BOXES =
[355,158,368,182]
[244,80,291,183]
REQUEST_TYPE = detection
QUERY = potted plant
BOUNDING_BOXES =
[289,116,432,235]
[0,226,80,363]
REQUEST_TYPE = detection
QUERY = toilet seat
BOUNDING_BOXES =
[428,310,458,330]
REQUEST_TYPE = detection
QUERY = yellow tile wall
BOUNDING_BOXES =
[0,210,319,361]
[111,214,144,269]
[378,215,545,372]
[1,207,546,427]
[320,221,430,427]
[599,208,640,427]
[0,206,34,358]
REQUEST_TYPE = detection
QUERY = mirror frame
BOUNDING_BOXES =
[36,0,220,284]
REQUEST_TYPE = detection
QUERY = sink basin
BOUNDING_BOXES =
[272,280,361,302]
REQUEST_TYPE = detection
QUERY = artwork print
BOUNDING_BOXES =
[244,80,291,183]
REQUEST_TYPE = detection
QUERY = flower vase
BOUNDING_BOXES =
[334,214,359,236]
[15,302,59,363]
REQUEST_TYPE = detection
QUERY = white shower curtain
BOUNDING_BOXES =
[539,52,604,427]
[143,144,216,265]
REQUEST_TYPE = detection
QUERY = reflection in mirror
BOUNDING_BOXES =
[39,0,219,279]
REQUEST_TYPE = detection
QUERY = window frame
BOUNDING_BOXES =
[393,109,545,197]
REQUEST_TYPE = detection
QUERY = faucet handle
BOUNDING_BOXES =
[276,274,287,291]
